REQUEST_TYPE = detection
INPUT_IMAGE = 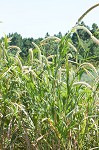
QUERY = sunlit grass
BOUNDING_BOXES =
[0,3,99,150]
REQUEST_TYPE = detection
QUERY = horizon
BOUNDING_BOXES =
[0,22,98,40]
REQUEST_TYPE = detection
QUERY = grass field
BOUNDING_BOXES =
[0,4,99,150]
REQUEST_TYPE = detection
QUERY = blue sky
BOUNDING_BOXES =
[0,0,99,38]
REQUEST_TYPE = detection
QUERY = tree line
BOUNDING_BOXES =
[0,22,99,64]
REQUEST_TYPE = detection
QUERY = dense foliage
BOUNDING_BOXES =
[0,4,99,150]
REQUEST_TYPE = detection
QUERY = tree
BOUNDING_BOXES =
[9,32,23,48]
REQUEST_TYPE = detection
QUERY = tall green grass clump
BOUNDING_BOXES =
[0,3,99,150]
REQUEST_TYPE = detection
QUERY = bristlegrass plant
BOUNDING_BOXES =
[0,3,99,150]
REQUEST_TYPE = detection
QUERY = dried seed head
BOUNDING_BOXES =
[68,42,77,52]
[29,48,33,64]
[79,62,98,75]
[73,81,92,89]
[16,56,22,70]
[41,36,61,46]
[91,36,99,45]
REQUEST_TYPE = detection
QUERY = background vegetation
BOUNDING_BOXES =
[0,22,99,64]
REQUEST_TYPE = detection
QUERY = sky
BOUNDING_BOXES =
[0,0,99,39]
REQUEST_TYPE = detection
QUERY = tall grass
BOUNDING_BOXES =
[0,4,99,150]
